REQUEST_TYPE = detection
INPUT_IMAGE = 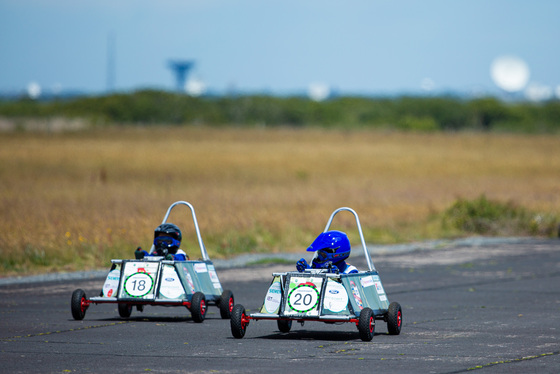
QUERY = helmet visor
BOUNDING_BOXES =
[153,236,180,250]
[312,247,336,265]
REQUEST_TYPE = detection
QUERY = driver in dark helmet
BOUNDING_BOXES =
[135,223,188,261]
[296,230,358,274]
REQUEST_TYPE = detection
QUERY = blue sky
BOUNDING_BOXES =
[1,0,559,98]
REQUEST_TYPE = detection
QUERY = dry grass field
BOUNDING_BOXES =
[1,126,559,276]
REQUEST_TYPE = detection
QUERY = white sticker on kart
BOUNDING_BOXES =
[372,275,386,295]
[349,280,363,310]
[159,266,185,299]
[264,281,282,313]
[185,271,195,293]
[102,269,120,297]
[323,281,348,313]
[124,272,154,298]
[360,275,374,288]
[379,295,387,302]
[283,276,323,316]
[207,265,221,284]
[194,263,208,273]
[287,283,320,313]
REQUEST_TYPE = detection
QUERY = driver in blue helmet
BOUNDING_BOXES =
[296,230,358,274]
[135,223,188,261]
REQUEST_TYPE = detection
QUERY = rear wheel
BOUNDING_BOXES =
[71,289,88,320]
[118,303,133,318]
[191,292,207,323]
[277,319,292,333]
[387,302,402,335]
[358,307,375,341]
[231,304,248,338]
[219,290,234,319]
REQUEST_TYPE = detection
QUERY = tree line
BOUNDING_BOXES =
[1,89,559,133]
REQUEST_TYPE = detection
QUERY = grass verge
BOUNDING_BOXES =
[1,126,559,276]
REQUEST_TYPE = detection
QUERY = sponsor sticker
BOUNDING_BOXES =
[102,269,120,297]
[372,275,386,295]
[159,265,185,299]
[185,271,195,293]
[194,263,208,273]
[208,266,220,283]
[360,275,375,288]
[264,281,282,313]
[323,281,348,313]
[350,280,363,310]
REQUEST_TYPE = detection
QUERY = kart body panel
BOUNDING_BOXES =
[251,269,389,322]
[89,258,223,306]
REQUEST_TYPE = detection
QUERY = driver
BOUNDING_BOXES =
[135,223,188,261]
[296,230,358,274]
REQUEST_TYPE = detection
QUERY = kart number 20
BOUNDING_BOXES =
[288,284,319,313]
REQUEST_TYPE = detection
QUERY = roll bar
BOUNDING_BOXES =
[322,207,376,272]
[149,201,210,261]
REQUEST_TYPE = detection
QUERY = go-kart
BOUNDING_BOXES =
[71,201,234,323]
[230,207,402,341]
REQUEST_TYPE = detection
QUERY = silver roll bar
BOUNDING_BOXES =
[149,201,210,261]
[323,207,376,272]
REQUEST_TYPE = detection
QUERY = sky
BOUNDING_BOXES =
[1,0,559,99]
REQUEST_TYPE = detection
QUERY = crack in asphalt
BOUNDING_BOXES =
[0,321,130,342]
[445,351,560,373]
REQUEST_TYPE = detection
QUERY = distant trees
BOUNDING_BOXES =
[1,89,559,133]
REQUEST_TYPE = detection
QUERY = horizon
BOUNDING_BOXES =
[1,1,559,101]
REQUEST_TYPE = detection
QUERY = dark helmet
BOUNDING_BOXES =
[153,223,182,254]
[307,230,351,266]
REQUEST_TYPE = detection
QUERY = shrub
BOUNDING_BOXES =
[441,195,559,237]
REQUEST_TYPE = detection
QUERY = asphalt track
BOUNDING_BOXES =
[1,238,559,373]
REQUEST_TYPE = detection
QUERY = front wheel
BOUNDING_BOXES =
[387,302,402,335]
[118,303,133,318]
[71,289,88,320]
[219,290,234,319]
[277,319,292,333]
[230,304,248,339]
[358,307,375,341]
[191,292,207,323]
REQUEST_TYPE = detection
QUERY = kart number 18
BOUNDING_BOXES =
[124,272,154,297]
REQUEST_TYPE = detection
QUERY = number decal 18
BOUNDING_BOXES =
[124,272,154,298]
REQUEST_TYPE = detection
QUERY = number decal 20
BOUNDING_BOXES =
[288,284,319,313]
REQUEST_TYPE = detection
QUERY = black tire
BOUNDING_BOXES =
[71,289,87,320]
[118,303,133,318]
[387,302,402,335]
[191,292,207,323]
[358,307,375,341]
[277,319,292,333]
[219,290,234,319]
[230,304,248,339]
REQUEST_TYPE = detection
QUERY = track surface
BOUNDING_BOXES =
[1,239,559,373]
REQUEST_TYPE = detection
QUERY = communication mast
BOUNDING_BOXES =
[168,60,195,92]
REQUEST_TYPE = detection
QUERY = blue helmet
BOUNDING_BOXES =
[154,223,182,254]
[307,230,351,266]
